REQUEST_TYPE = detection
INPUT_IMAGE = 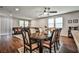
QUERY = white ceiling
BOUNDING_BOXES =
[0,6,79,20]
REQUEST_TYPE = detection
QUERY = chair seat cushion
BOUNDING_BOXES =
[43,43,50,48]
[43,40,50,44]
[25,43,38,50]
[43,40,53,48]
[13,34,23,40]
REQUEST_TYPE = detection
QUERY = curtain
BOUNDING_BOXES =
[0,15,12,41]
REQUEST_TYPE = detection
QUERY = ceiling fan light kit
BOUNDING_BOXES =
[39,7,57,16]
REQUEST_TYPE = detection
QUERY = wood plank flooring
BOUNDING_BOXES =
[0,35,78,53]
[0,35,23,53]
[59,36,78,53]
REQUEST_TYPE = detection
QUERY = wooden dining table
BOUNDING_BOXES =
[30,32,52,53]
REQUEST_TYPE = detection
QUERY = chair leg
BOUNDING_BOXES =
[56,41,59,50]
[49,43,52,53]
[30,46,32,53]
[54,43,56,53]
[30,50,32,53]
[24,47,26,53]
[49,48,52,53]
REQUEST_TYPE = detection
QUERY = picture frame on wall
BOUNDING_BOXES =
[68,20,72,23]
[73,19,78,23]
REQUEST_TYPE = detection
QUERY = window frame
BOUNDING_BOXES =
[48,17,63,28]
[19,20,24,27]
[48,18,55,28]
[19,20,29,27]
[55,17,63,28]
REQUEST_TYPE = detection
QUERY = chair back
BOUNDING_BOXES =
[39,28,43,33]
[51,30,57,42]
[52,29,60,42]
[30,28,36,34]
[50,27,55,32]
[55,29,61,39]
[12,27,22,35]
[21,29,30,44]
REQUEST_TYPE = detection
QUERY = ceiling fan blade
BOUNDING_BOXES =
[39,11,45,16]
[39,13,43,16]
[49,11,57,13]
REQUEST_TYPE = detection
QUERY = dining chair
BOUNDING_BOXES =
[54,29,60,50]
[12,27,22,35]
[30,28,36,34]
[21,29,39,53]
[43,30,59,53]
[39,28,43,33]
[13,27,23,41]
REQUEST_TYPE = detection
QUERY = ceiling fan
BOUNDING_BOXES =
[39,7,57,16]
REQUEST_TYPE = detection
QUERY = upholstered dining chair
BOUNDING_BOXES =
[29,28,36,34]
[21,29,39,53]
[39,28,43,33]
[12,27,22,35]
[43,30,59,53]
[55,29,61,50]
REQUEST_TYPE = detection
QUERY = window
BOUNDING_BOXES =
[48,18,54,28]
[48,17,63,28]
[55,17,63,28]
[25,21,29,27]
[19,20,29,27]
[19,20,24,27]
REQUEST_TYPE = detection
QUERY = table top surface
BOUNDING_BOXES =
[13,31,52,40]
[71,30,79,51]
[30,32,52,40]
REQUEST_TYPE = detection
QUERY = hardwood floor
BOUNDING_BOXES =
[59,36,78,53]
[0,35,78,53]
[0,35,23,53]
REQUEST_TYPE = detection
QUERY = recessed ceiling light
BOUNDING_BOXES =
[15,8,19,11]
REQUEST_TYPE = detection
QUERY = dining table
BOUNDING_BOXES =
[13,31,52,53]
[30,31,52,53]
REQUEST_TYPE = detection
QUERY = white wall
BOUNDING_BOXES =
[30,20,38,27]
[31,18,48,28]
[63,12,79,28]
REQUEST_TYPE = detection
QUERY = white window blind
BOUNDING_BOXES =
[19,20,24,27]
[19,20,29,27]
[55,17,63,28]
[25,21,29,27]
[48,18,54,28]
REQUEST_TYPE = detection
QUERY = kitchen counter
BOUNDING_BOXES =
[71,30,79,52]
